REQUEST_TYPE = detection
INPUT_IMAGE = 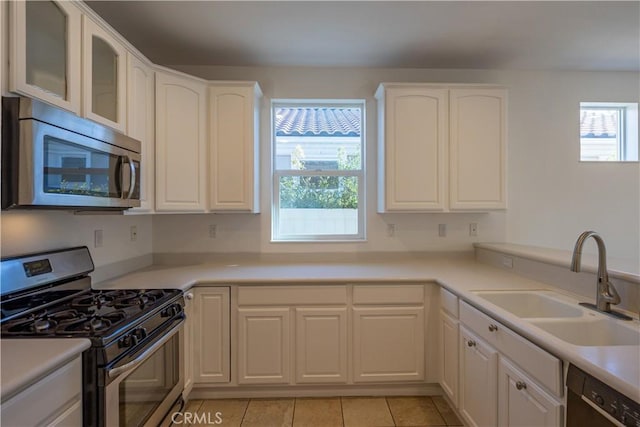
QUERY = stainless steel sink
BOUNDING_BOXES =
[529,318,640,346]
[473,290,583,318]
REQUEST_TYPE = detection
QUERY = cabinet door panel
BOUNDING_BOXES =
[193,288,230,383]
[459,326,498,427]
[155,71,207,211]
[450,88,506,210]
[440,311,459,406]
[10,0,81,113]
[498,358,562,427]
[295,307,347,384]
[382,88,447,211]
[82,16,127,132]
[126,54,155,212]
[352,306,425,382]
[209,84,260,212]
[238,308,290,384]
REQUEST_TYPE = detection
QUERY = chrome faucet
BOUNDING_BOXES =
[570,231,622,313]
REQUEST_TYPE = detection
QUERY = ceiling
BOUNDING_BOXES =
[86,1,640,71]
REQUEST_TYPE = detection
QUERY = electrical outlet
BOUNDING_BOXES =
[130,226,137,242]
[438,224,447,237]
[209,224,217,239]
[94,229,103,248]
[387,223,396,238]
[469,223,478,237]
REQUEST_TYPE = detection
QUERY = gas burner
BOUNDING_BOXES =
[112,290,164,309]
[70,292,115,310]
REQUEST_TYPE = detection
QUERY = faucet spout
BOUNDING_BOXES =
[570,231,621,312]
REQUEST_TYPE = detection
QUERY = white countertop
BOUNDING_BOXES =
[0,338,91,401]
[96,251,640,404]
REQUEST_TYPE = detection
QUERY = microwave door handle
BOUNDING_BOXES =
[120,155,136,199]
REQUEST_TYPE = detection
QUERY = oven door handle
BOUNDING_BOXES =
[107,320,183,380]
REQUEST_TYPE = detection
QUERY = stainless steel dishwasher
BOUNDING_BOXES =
[566,364,640,427]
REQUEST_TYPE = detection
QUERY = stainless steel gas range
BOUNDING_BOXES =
[0,247,185,427]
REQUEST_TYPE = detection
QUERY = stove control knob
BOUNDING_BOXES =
[133,328,147,341]
[119,334,138,348]
[162,304,180,318]
[594,395,605,406]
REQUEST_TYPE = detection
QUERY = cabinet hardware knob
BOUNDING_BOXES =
[467,340,476,347]
[185,292,194,300]
[488,324,498,332]
[516,381,527,390]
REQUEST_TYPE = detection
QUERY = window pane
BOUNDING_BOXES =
[274,107,362,171]
[580,107,621,161]
[278,176,359,236]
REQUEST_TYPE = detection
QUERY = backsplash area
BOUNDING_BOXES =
[0,211,153,278]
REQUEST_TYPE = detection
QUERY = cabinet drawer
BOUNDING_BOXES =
[238,286,347,306]
[1,356,82,426]
[440,287,459,317]
[460,301,562,396]
[353,284,424,305]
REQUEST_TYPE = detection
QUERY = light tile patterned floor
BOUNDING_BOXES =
[175,396,463,427]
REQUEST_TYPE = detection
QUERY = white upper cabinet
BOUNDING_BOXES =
[208,82,262,212]
[449,88,507,210]
[82,15,127,132]
[377,83,507,212]
[9,0,82,114]
[155,69,207,212]
[126,53,155,212]
[377,86,448,211]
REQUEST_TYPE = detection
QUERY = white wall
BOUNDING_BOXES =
[0,211,153,268]
[154,65,638,261]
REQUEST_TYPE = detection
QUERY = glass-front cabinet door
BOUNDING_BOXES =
[82,15,127,132]
[9,0,82,114]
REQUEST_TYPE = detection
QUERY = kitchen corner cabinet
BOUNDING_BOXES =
[209,82,262,212]
[126,53,155,212]
[9,0,82,114]
[183,290,194,396]
[82,15,127,132]
[192,287,231,384]
[376,83,507,212]
[155,70,207,212]
[439,288,460,406]
[1,356,83,426]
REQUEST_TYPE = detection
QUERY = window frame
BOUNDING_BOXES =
[271,99,366,242]
[579,102,639,162]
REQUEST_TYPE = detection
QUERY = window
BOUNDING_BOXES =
[580,102,638,161]
[272,101,365,241]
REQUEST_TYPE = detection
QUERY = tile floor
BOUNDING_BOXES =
[175,395,463,427]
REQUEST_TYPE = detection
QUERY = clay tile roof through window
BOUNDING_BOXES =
[275,107,361,137]
[580,109,618,138]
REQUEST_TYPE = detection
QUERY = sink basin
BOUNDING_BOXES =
[530,318,640,346]
[473,291,583,318]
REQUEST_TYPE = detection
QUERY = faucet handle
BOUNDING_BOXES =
[602,280,622,306]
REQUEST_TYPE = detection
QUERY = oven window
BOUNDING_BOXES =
[43,136,120,197]
[119,333,179,427]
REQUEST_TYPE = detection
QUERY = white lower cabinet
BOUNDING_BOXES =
[456,301,563,427]
[192,287,230,384]
[1,356,82,426]
[238,307,291,384]
[183,290,194,396]
[498,357,563,427]
[352,306,425,382]
[459,326,498,427]
[440,310,459,405]
[295,307,348,384]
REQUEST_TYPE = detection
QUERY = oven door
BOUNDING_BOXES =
[105,321,184,427]
[15,119,140,209]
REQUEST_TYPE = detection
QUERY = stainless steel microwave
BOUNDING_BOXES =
[2,97,141,210]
